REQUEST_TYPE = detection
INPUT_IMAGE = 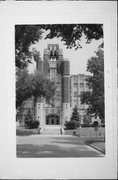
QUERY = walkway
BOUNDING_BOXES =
[17,135,105,158]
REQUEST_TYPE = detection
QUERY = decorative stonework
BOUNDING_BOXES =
[21,44,91,128]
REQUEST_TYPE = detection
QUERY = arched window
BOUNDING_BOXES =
[80,83,84,91]
[74,83,78,91]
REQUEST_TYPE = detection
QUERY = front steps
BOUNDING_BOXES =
[41,126,65,135]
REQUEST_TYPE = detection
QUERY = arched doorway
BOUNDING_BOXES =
[46,114,60,125]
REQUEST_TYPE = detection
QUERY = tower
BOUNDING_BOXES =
[35,44,70,128]
[20,44,92,131]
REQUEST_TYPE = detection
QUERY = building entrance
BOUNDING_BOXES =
[46,114,60,125]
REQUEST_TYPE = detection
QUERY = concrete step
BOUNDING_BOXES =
[41,126,63,135]
[44,125,61,129]
[42,128,60,135]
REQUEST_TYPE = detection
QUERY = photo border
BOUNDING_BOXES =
[0,1,117,179]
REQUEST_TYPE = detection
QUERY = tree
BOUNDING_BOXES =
[71,106,80,122]
[81,49,104,121]
[15,25,43,69]
[16,69,55,108]
[31,72,56,103]
[43,24,103,49]
[24,108,39,129]
[83,115,92,127]
[15,24,103,68]
[16,69,32,108]
[65,106,80,129]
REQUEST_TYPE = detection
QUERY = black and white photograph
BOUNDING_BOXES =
[0,1,117,179]
[16,24,105,158]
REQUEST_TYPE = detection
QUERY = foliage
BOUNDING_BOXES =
[91,121,99,127]
[15,24,103,69]
[15,25,43,69]
[32,48,41,62]
[83,115,92,126]
[16,69,32,108]
[81,49,104,120]
[16,69,55,108]
[65,121,80,130]
[43,24,103,49]
[71,106,80,122]
[24,109,34,126]
[81,124,91,128]
[24,109,39,129]
[65,106,80,129]
[16,128,37,136]
[32,72,56,101]
[25,120,39,129]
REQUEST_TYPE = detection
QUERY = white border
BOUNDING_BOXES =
[0,1,117,179]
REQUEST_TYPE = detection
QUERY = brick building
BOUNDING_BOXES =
[17,44,92,129]
[35,44,91,128]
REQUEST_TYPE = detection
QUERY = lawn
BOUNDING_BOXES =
[16,127,38,136]
[65,127,105,153]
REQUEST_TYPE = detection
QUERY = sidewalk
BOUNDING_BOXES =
[17,135,104,158]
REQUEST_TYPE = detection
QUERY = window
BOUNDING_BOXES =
[74,101,78,107]
[74,83,78,91]
[72,76,78,82]
[79,75,84,81]
[80,83,84,91]
[74,92,78,97]
[56,90,60,96]
[85,83,89,90]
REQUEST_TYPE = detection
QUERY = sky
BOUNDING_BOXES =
[28,31,102,75]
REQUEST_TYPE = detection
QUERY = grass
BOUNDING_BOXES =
[16,127,38,136]
[84,138,105,153]
[65,127,105,153]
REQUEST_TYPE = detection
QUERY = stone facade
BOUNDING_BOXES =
[70,74,92,123]
[35,44,91,128]
[17,44,92,128]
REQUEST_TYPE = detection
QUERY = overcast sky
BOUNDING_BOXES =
[28,31,102,75]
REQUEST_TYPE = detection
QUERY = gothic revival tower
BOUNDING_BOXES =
[36,44,70,129]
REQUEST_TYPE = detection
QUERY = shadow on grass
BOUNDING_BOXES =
[49,136,103,145]
[49,137,82,146]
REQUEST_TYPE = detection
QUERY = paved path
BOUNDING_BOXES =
[17,135,104,158]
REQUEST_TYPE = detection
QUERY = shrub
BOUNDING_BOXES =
[24,109,39,129]
[92,121,99,127]
[83,115,92,127]
[81,124,91,128]
[101,124,105,127]
[65,120,80,130]
[25,120,39,129]
[71,106,80,122]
